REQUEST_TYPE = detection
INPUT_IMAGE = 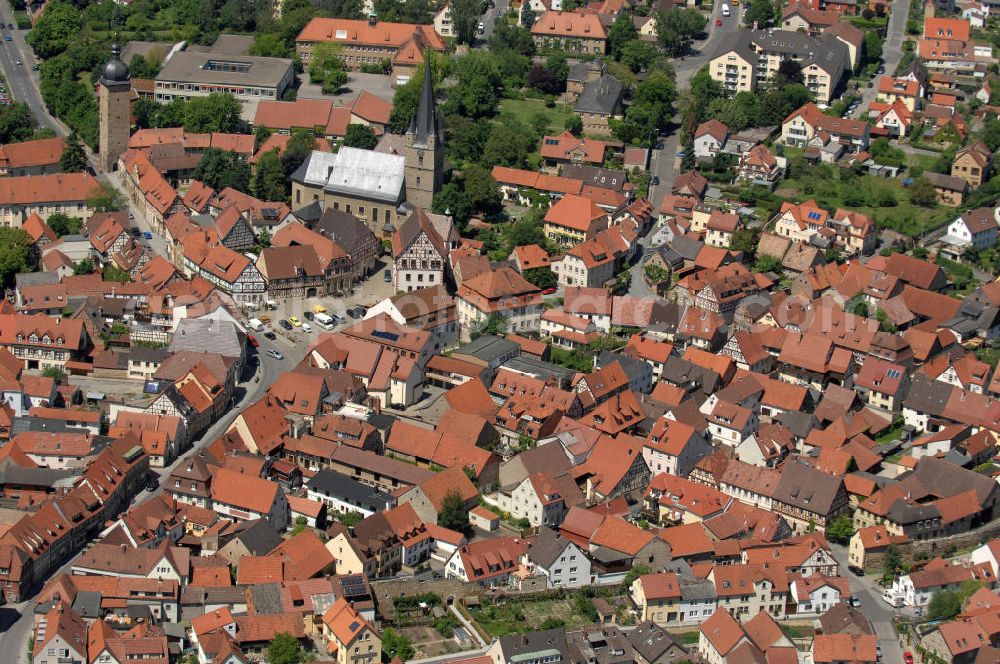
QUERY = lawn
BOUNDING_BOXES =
[775,164,953,237]
[498,98,576,134]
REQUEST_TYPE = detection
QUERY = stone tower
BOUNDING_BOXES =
[98,42,131,173]
[403,59,442,211]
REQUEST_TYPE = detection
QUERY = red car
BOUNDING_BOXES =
[247,334,259,348]
[716,18,723,26]
[542,287,557,295]
[903,653,913,664]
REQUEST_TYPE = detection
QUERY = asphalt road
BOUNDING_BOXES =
[829,543,908,663]
[849,0,913,119]
[0,1,55,134]
[480,0,510,43]
[647,2,736,209]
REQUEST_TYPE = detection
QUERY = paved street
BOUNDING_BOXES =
[0,1,56,134]
[829,543,907,663]
[849,0,913,118]
[647,2,735,209]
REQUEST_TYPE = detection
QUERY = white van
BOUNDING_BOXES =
[248,318,264,331]
[314,312,335,330]
[722,3,731,15]
[302,322,313,333]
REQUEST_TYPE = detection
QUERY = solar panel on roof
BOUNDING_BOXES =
[371,330,400,342]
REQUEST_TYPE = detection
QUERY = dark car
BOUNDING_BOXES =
[384,269,392,282]
[347,306,364,318]
[278,319,293,330]
[7,23,12,30]
[263,331,277,340]
[145,477,159,492]
[651,176,660,186]
[303,311,315,321]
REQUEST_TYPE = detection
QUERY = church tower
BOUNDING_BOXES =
[404,59,442,211]
[98,42,131,173]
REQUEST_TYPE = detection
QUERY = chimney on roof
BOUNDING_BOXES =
[368,11,377,26]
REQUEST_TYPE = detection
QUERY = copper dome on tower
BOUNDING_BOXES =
[100,42,130,85]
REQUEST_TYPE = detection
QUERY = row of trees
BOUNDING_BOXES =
[133,93,244,133]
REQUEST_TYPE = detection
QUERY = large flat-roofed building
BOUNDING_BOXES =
[154,52,294,104]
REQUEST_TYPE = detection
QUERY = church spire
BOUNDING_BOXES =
[407,56,438,149]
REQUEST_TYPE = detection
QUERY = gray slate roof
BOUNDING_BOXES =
[293,148,405,204]
[575,73,624,116]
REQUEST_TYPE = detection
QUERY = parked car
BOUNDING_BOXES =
[542,287,557,295]
[384,269,391,282]
[145,478,158,492]
[288,316,302,327]
[3,35,10,42]
[651,176,660,185]
[15,58,20,65]
[477,21,485,34]
[313,303,327,313]
[331,313,346,324]
[716,18,722,25]
[7,23,12,30]
[266,349,284,360]
[303,311,315,321]
[144,231,153,239]
[263,331,277,340]
[247,334,259,348]
[347,306,365,318]
[278,319,293,330]
[903,653,913,664]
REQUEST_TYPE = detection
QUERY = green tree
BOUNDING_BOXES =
[0,227,31,286]
[267,632,305,664]
[928,590,962,620]
[450,0,483,44]
[74,258,95,275]
[444,51,503,119]
[655,8,705,56]
[491,20,536,56]
[910,177,939,207]
[87,184,126,212]
[382,628,414,661]
[128,54,161,79]
[776,59,803,86]
[612,68,676,145]
[0,103,37,144]
[523,267,557,290]
[390,66,427,133]
[624,564,651,587]
[461,164,503,218]
[730,228,757,256]
[41,366,67,383]
[753,254,783,273]
[250,150,288,201]
[103,265,131,282]
[47,213,82,237]
[825,514,855,544]
[194,149,251,193]
[620,40,659,73]
[608,13,639,60]
[744,0,777,27]
[863,31,883,66]
[250,33,290,58]
[184,93,243,133]
[483,123,530,169]
[26,0,81,59]
[343,124,378,150]
[59,132,87,173]
[565,114,584,136]
[309,42,349,94]
[982,117,1000,152]
[281,130,316,179]
[882,544,903,580]
[438,489,471,532]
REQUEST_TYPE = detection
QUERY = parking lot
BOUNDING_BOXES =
[249,259,396,344]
